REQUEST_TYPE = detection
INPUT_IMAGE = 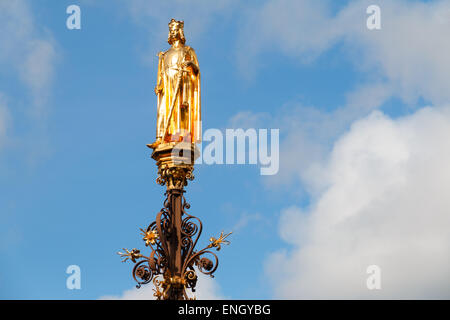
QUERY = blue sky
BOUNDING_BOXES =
[2,0,450,299]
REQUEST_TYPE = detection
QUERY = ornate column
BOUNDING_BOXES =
[118,142,231,300]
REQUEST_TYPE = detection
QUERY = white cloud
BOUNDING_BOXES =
[19,39,57,112]
[100,272,225,300]
[230,0,450,298]
[234,0,450,196]
[0,0,58,166]
[0,0,57,110]
[239,0,450,105]
[267,106,450,298]
[220,0,450,196]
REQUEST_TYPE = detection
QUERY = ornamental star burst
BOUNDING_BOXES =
[117,248,142,263]
[208,231,232,251]
[140,228,159,246]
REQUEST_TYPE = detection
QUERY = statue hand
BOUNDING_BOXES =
[182,61,193,68]
[182,61,198,74]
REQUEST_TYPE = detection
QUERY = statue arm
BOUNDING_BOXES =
[155,52,164,95]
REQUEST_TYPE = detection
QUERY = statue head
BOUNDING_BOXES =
[168,19,186,45]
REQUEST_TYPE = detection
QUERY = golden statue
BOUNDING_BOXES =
[148,19,201,149]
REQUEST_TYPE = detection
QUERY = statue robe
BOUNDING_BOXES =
[155,45,201,144]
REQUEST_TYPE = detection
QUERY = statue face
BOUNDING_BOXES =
[168,24,182,43]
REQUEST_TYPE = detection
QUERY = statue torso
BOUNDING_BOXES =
[163,46,189,76]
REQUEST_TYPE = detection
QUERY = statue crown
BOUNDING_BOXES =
[169,19,184,29]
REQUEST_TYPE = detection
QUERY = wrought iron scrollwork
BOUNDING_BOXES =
[118,190,231,299]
